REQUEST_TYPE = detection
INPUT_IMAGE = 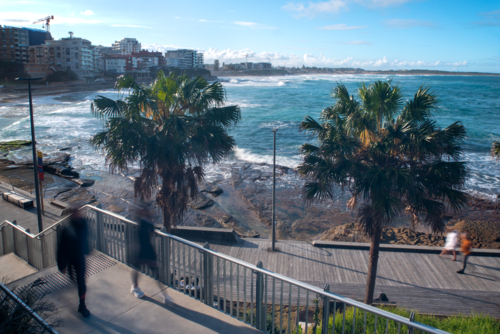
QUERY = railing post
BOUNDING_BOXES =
[96,210,103,252]
[40,235,46,270]
[203,242,213,306]
[255,261,265,331]
[408,311,415,334]
[322,284,330,334]
[165,236,172,286]
[1,225,5,256]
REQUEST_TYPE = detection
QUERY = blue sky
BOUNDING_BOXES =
[2,0,500,72]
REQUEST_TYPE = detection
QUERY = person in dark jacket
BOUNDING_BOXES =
[130,203,172,303]
[57,207,90,317]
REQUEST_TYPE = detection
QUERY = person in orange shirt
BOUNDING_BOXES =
[457,233,472,274]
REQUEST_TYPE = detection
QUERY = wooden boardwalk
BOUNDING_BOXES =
[203,239,500,317]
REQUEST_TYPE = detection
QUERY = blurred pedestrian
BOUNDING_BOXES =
[57,206,90,317]
[457,233,472,274]
[439,229,459,261]
[130,203,172,303]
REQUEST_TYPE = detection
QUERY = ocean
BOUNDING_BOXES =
[1,74,499,198]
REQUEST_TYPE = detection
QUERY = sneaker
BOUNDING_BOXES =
[457,269,464,274]
[162,293,173,304]
[131,285,145,298]
[78,304,90,317]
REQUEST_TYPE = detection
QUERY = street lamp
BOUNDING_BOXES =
[15,77,43,233]
[271,128,278,251]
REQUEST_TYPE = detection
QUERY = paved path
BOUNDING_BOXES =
[0,253,37,283]
[205,238,500,317]
[11,251,261,334]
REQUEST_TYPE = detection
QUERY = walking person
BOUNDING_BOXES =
[130,203,172,303]
[439,229,459,261]
[457,233,472,274]
[57,206,90,317]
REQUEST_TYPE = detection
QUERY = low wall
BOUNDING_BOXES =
[312,240,500,257]
[170,226,239,244]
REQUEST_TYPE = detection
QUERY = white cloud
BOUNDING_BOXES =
[339,40,372,45]
[354,0,413,8]
[282,0,348,18]
[384,19,435,28]
[111,24,153,29]
[233,21,277,30]
[319,24,367,30]
[283,0,415,18]
[144,44,468,70]
[81,10,94,16]
[199,19,224,23]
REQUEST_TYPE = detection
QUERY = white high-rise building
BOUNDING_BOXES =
[165,49,204,69]
[112,38,141,55]
[44,32,96,79]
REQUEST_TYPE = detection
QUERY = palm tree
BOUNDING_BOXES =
[492,141,500,160]
[298,80,469,304]
[90,71,241,232]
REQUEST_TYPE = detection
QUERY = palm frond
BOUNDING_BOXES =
[91,96,126,119]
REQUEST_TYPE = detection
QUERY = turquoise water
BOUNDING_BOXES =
[1,74,499,198]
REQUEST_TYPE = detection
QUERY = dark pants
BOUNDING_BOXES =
[461,255,469,271]
[68,259,86,300]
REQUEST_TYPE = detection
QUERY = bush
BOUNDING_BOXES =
[0,279,60,334]
[0,60,27,81]
[46,70,78,83]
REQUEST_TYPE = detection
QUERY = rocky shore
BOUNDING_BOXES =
[1,140,499,248]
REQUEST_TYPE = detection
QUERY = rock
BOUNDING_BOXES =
[374,293,389,303]
[201,182,223,196]
[44,164,79,178]
[72,178,95,187]
[0,140,32,154]
[58,147,72,151]
[246,231,260,238]
[188,193,214,210]
[54,187,97,207]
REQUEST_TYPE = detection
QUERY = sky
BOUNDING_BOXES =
[1,0,500,72]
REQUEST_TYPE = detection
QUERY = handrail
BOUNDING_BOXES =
[154,230,446,333]
[0,282,59,334]
[82,205,449,334]
[1,220,35,237]
[1,205,449,333]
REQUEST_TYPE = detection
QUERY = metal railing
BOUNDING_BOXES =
[1,205,450,333]
[79,206,449,334]
[0,215,70,270]
[0,282,59,334]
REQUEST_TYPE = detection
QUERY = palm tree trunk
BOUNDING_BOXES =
[163,208,171,233]
[364,223,382,304]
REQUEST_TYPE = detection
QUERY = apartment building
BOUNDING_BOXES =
[44,33,96,79]
[112,38,141,55]
[25,44,58,79]
[165,49,204,69]
[0,25,29,62]
[132,50,166,69]
[103,55,137,73]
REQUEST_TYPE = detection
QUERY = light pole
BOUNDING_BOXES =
[271,128,278,251]
[15,77,43,233]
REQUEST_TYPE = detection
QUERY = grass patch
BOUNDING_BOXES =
[313,305,500,334]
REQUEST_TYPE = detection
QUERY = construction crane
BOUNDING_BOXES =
[33,15,54,32]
